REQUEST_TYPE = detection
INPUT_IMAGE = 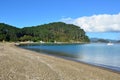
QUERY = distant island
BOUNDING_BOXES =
[0,22,89,43]
[90,38,120,43]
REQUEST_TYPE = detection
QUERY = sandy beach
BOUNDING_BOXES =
[0,43,120,80]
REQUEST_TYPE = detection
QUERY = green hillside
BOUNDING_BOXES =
[0,22,89,42]
[0,23,21,41]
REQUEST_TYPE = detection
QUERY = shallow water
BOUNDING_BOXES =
[20,43,120,72]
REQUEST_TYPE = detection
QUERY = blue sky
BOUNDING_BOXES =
[86,32,120,40]
[0,0,120,40]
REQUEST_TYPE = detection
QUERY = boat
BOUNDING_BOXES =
[107,42,114,45]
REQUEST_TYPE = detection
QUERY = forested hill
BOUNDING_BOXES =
[0,23,21,41]
[0,22,89,42]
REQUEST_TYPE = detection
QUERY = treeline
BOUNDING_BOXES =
[0,23,21,41]
[0,22,89,42]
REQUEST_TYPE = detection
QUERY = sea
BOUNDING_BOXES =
[20,43,120,72]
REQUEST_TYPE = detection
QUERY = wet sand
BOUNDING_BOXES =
[0,43,120,80]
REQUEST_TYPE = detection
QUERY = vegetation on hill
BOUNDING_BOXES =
[0,22,89,42]
[0,23,21,41]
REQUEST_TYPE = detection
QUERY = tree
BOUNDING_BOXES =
[20,35,32,41]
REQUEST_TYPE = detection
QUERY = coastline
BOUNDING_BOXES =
[19,43,120,73]
[19,42,120,73]
[0,42,120,80]
[15,41,89,45]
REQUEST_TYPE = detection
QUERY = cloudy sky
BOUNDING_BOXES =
[0,0,120,40]
[61,13,120,40]
[61,13,120,32]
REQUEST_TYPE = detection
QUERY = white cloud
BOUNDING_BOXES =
[61,13,120,32]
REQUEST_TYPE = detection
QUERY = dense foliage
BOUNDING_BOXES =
[0,22,89,42]
[0,23,21,41]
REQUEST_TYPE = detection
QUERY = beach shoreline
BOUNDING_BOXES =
[19,42,120,73]
[19,43,120,74]
[0,42,120,80]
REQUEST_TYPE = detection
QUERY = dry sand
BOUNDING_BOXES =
[0,42,120,80]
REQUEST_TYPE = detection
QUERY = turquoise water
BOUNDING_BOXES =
[20,43,120,72]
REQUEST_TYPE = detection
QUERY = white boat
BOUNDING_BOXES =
[107,42,114,45]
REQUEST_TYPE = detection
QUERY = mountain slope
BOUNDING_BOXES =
[0,23,21,41]
[22,22,89,42]
[0,22,89,42]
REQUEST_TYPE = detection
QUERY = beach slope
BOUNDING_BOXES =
[0,43,120,80]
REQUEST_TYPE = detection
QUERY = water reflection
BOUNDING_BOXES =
[76,43,120,68]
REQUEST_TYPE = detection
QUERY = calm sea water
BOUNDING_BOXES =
[20,43,120,72]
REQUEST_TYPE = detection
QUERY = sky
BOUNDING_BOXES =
[0,0,120,40]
